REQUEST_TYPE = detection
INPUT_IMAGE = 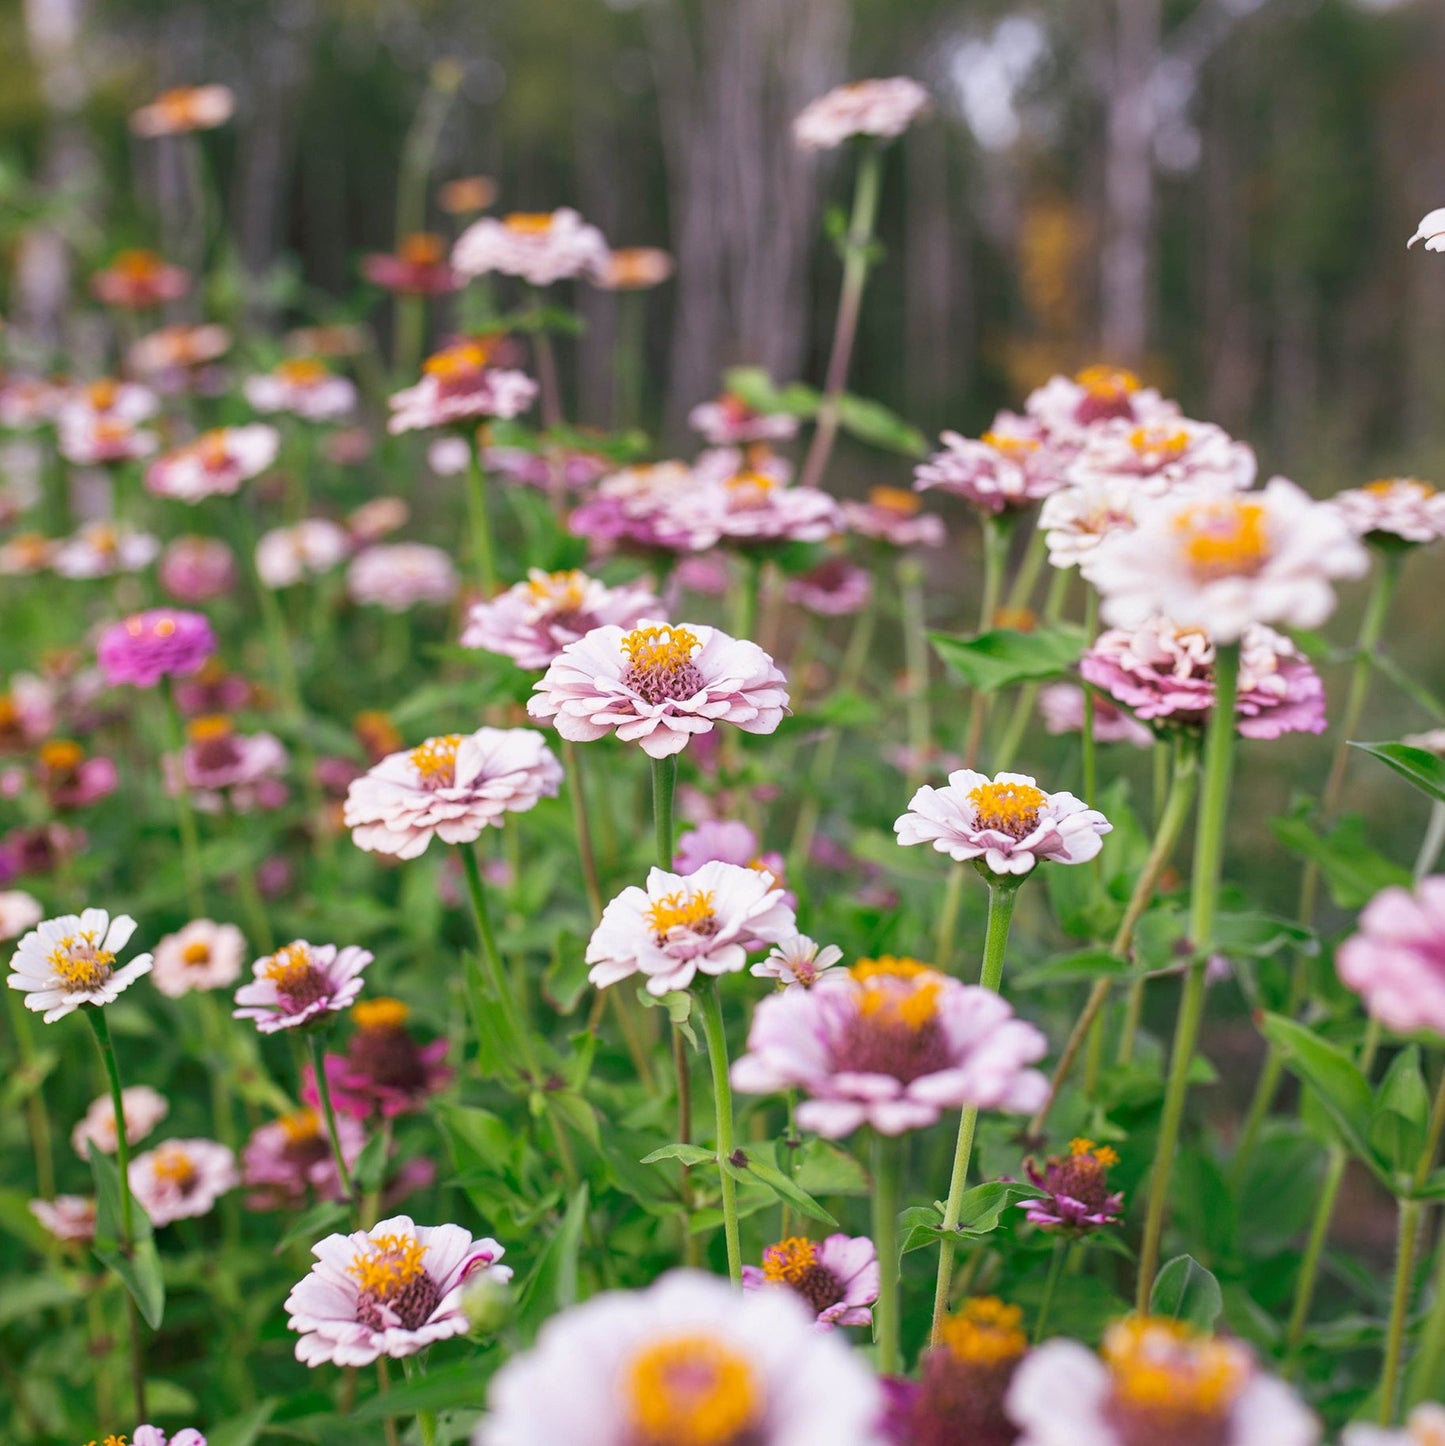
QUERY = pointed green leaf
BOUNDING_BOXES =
[1349,741,1445,806]
[1150,1255,1223,1332]
[930,624,1088,694]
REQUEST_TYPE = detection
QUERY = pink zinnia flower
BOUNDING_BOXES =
[841,486,947,548]
[896,770,1111,877]
[742,1233,878,1330]
[0,376,64,429]
[130,83,234,136]
[58,377,159,428]
[1332,477,1445,546]
[128,323,232,378]
[133,1427,206,1446]
[129,1138,238,1226]
[1337,878,1445,1038]
[166,715,289,813]
[752,934,844,989]
[151,918,247,998]
[72,1085,169,1158]
[255,519,351,588]
[674,818,781,877]
[344,727,562,859]
[1021,1138,1125,1235]
[285,1215,511,1366]
[0,889,43,940]
[362,233,460,295]
[90,249,190,308]
[688,393,800,446]
[145,425,279,502]
[53,522,160,578]
[461,568,661,671]
[35,739,118,810]
[244,358,357,422]
[29,1194,97,1244]
[587,861,796,996]
[1038,475,1142,571]
[348,497,410,544]
[914,428,1066,513]
[387,340,537,434]
[451,208,610,287]
[567,461,705,551]
[98,609,216,688]
[1024,366,1180,444]
[527,621,789,759]
[346,544,458,612]
[1065,416,1255,496]
[1038,684,1153,748]
[732,957,1048,1136]
[233,939,374,1033]
[793,77,931,150]
[484,444,610,493]
[304,997,451,1120]
[785,557,872,616]
[675,451,841,550]
[159,536,238,603]
[242,1106,365,1210]
[59,416,159,467]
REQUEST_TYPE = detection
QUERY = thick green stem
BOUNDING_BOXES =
[931,883,1018,1339]
[697,984,742,1285]
[308,1033,355,1211]
[159,677,205,918]
[464,447,499,594]
[963,513,1015,768]
[1409,1219,1445,1407]
[898,555,931,793]
[872,1131,904,1375]
[652,755,677,870]
[460,843,538,1082]
[87,1009,135,1245]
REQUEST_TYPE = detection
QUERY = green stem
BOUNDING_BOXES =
[1081,590,1099,810]
[1001,524,1047,617]
[307,1033,355,1210]
[931,883,1018,1339]
[563,741,604,921]
[402,1353,439,1446]
[872,1131,904,1375]
[1135,643,1240,1311]
[1033,1238,1067,1343]
[87,1009,135,1245]
[530,288,564,430]
[159,676,205,918]
[931,863,968,976]
[464,446,498,594]
[652,755,677,869]
[459,843,538,1083]
[1408,1216,1445,1407]
[696,984,742,1285]
[898,554,931,793]
[963,513,1014,768]
[1382,1199,1425,1425]
[7,989,55,1200]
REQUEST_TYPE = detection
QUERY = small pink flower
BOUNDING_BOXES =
[1020,1138,1125,1236]
[674,450,842,550]
[1065,416,1255,496]
[90,249,190,308]
[527,621,789,760]
[567,461,705,551]
[0,889,43,940]
[914,428,1066,513]
[255,519,351,588]
[97,609,216,688]
[72,1085,169,1158]
[244,358,357,422]
[58,377,159,429]
[1024,366,1180,444]
[129,1138,238,1226]
[752,934,844,989]
[285,1215,511,1366]
[159,536,238,603]
[303,997,452,1120]
[349,497,410,544]
[1332,477,1445,546]
[841,486,947,548]
[793,77,931,150]
[233,939,374,1033]
[346,544,458,612]
[145,425,279,502]
[29,1194,96,1244]
[133,1427,207,1446]
[451,208,610,287]
[742,1233,879,1329]
[688,393,800,446]
[59,416,159,467]
[387,340,537,434]
[362,233,460,295]
[128,323,232,378]
[0,376,64,429]
[166,715,289,813]
[35,739,118,810]
[242,1107,365,1210]
[53,522,160,578]
[785,557,872,616]
[1038,683,1153,748]
[485,445,610,492]
[1337,878,1445,1039]
[151,918,247,998]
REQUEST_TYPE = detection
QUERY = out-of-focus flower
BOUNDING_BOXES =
[151,918,247,998]
[428,436,473,476]
[673,818,782,878]
[1038,683,1153,748]
[1080,618,1327,741]
[354,710,405,764]
[233,939,374,1033]
[171,659,252,717]
[29,1195,97,1244]
[91,249,190,308]
[742,1233,878,1329]
[130,84,235,136]
[1007,1318,1319,1446]
[255,519,351,588]
[6,908,153,1022]
[159,536,238,603]
[842,486,947,548]
[59,415,159,467]
[167,715,289,812]
[98,609,216,688]
[0,889,43,940]
[146,425,279,502]
[896,770,1111,877]
[71,1085,169,1158]
[732,957,1048,1136]
[58,377,159,428]
[35,738,119,810]
[348,497,410,544]
[528,621,789,759]
[671,552,732,599]
[567,461,700,550]
[672,450,841,550]
[346,543,458,612]
[0,375,64,428]
[752,934,844,988]
[244,358,357,422]
[53,521,161,578]
[1344,1404,1445,1445]
[914,429,1065,513]
[452,208,610,287]
[324,428,371,466]
[362,233,460,295]
[438,175,498,215]
[1025,366,1180,443]
[0,441,42,525]
[1065,417,1255,496]
[0,677,55,753]
[128,323,232,377]
[242,1107,364,1210]
[305,998,452,1120]
[0,532,54,575]
[388,340,538,434]
[794,77,931,150]
[586,861,796,996]
[461,568,660,672]
[1085,479,1369,643]
[1039,474,1146,572]
[1332,478,1445,546]
[1021,1138,1124,1235]
[129,1138,238,1226]
[132,1427,206,1446]
[1337,878,1445,1038]
[785,557,872,616]
[286,1215,511,1366]
[286,324,368,359]
[591,247,674,290]
[1408,209,1445,253]
[477,1269,884,1446]
[688,392,800,446]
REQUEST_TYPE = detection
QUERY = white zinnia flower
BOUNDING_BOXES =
[72,1085,170,1158]
[1344,1403,1445,1445]
[1408,208,1445,253]
[6,909,154,1022]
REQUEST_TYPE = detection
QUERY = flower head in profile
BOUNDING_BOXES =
[1332,477,1445,547]
[128,323,232,379]
[344,727,562,859]
[387,339,538,434]
[244,358,356,422]
[785,557,873,617]
[688,392,800,446]
[1409,209,1445,253]
[305,997,452,1120]
[1038,684,1153,748]
[1007,1316,1319,1446]
[6,909,153,1022]
[793,77,931,150]
[130,83,235,136]
[233,939,374,1033]
[914,428,1064,513]
[242,1107,364,1210]
[1022,1139,1124,1236]
[59,415,159,468]
[145,426,279,502]
[842,486,947,548]
[752,934,844,989]
[587,861,796,996]
[475,1269,884,1446]
[452,208,610,286]
[255,519,351,589]
[159,536,237,603]
[286,1215,510,1366]
[896,770,1111,877]
[72,1085,169,1158]
[732,957,1048,1137]
[1337,877,1445,1039]
[1344,1404,1445,1446]
[528,621,789,759]
[742,1233,878,1330]
[362,232,460,295]
[1024,366,1181,443]
[347,544,459,612]
[1084,478,1368,642]
[151,919,246,998]
[97,610,216,689]
[29,1194,97,1244]
[35,738,119,811]
[129,1139,238,1226]
[90,249,190,309]
[439,174,497,215]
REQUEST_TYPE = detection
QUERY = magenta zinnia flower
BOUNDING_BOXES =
[914,428,1065,513]
[97,609,216,689]
[166,715,289,812]
[742,1233,879,1329]
[387,340,537,434]
[1021,1138,1124,1236]
[233,939,374,1033]
[1336,877,1445,1038]
[242,1107,365,1210]
[361,233,460,295]
[731,957,1048,1137]
[304,997,451,1119]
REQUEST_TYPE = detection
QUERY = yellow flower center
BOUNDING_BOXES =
[1104,1318,1247,1422]
[279,1108,323,1144]
[353,996,410,1031]
[939,1296,1028,1366]
[1071,1136,1120,1167]
[621,625,699,673]
[187,714,233,744]
[86,380,120,411]
[409,734,463,789]
[47,930,117,991]
[152,1143,198,1190]
[39,739,84,772]
[424,340,490,381]
[181,940,212,967]
[399,232,446,266]
[851,956,944,1029]
[1173,498,1270,582]
[1364,476,1435,498]
[113,249,164,281]
[263,942,316,991]
[276,358,328,388]
[348,1233,430,1297]
[1128,425,1189,461]
[85,1435,129,1446]
[528,569,588,613]
[195,429,234,470]
[1077,364,1141,397]
[156,87,207,125]
[504,212,555,235]
[624,1333,764,1446]
[968,780,1047,839]
[980,430,1040,458]
[869,485,922,515]
[646,888,717,940]
[761,1236,818,1286]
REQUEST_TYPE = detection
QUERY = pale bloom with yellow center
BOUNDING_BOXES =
[1331,477,1445,545]
[128,1138,238,1227]
[1024,366,1181,444]
[232,939,373,1032]
[451,208,611,287]
[72,1085,169,1158]
[130,84,235,137]
[6,908,153,1022]
[151,918,247,998]
[793,77,931,150]
[243,358,356,422]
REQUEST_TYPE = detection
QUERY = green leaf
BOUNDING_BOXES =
[1014,948,1131,989]
[641,1143,717,1168]
[1370,1047,1431,1182]
[793,1139,870,1198]
[1349,741,1445,806]
[721,366,820,420]
[723,1150,838,1227]
[931,624,1087,695]
[1212,912,1318,961]
[351,1360,496,1421]
[1150,1255,1224,1332]
[900,1183,1045,1252]
[834,393,929,457]
[1259,1015,1379,1173]
[349,1130,390,1194]
[88,1142,165,1329]
[274,1200,351,1254]
[543,932,592,1014]
[208,1400,279,1446]
[1268,811,1413,910]
[516,1184,589,1340]
[0,1274,83,1328]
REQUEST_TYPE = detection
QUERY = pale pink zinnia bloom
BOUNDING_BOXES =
[57,377,159,429]
[1038,683,1153,748]
[1065,416,1255,496]
[914,428,1066,513]
[387,340,538,434]
[1007,1318,1319,1446]
[1344,1404,1445,1446]
[255,518,351,588]
[233,939,374,1033]
[29,1194,97,1244]
[793,77,931,150]
[286,1215,511,1367]
[128,322,233,377]
[53,521,161,578]
[751,934,844,988]
[159,535,238,603]
[675,462,843,550]
[72,1084,169,1158]
[346,544,459,612]
[6,908,153,1022]
[1332,477,1445,546]
[166,715,289,813]
[129,1138,238,1227]
[1337,878,1445,1039]
[145,425,279,502]
[1409,209,1445,253]
[130,84,235,136]
[567,461,701,551]
[90,249,191,309]
[344,727,562,859]
[1024,366,1181,445]
[0,889,43,940]
[1084,478,1369,643]
[528,621,789,759]
[461,568,660,672]
[784,557,872,616]
[451,208,610,287]
[586,861,796,996]
[1039,474,1142,570]
[348,497,410,544]
[0,375,65,429]
[896,770,1111,877]
[688,393,800,446]
[151,918,247,998]
[732,957,1048,1136]
[242,1106,365,1210]
[133,1427,206,1446]
[58,415,159,467]
[244,358,357,422]
[841,485,947,548]
[742,1233,878,1330]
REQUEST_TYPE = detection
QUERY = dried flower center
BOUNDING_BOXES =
[980,430,1040,458]
[624,1332,764,1446]
[621,625,704,705]
[939,1297,1028,1366]
[409,734,462,790]
[40,739,84,773]
[353,996,410,1031]
[423,340,490,384]
[1103,1318,1247,1446]
[399,233,446,266]
[504,212,555,235]
[869,484,922,515]
[114,249,164,281]
[47,930,117,991]
[1174,499,1270,582]
[152,1143,198,1192]
[277,358,328,388]
[842,958,951,1083]
[181,940,212,967]
[350,1234,441,1331]
[262,942,331,1011]
[646,888,718,943]
[1128,426,1190,463]
[761,1237,844,1316]
[968,780,1047,839]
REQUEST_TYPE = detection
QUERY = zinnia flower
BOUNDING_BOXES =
[752,934,844,988]
[0,889,43,940]
[233,939,374,1033]
[842,486,947,548]
[475,1269,884,1446]
[304,997,452,1119]
[254,519,351,588]
[1006,1317,1319,1446]
[159,536,237,603]
[344,727,562,859]
[132,1428,206,1446]
[914,429,1065,513]
[587,860,796,996]
[731,957,1048,1136]
[151,918,247,998]
[242,1107,365,1210]
[29,1195,97,1244]
[592,247,675,290]
[527,621,789,759]
[567,461,702,550]
[784,557,873,616]
[58,377,159,427]
[72,1085,169,1158]
[742,1233,879,1329]
[128,323,232,377]
[1021,1138,1124,1235]
[362,233,460,294]
[1344,1404,1445,1445]
[90,249,190,308]
[1336,878,1445,1038]
[1064,417,1255,496]
[166,715,289,812]
[1024,367,1180,444]
[6,908,153,1022]
[130,83,235,136]
[243,358,357,421]
[97,610,216,688]
[59,416,159,467]
[35,738,119,810]
[387,340,538,434]
[1038,475,1142,570]
[896,770,1111,877]
[451,208,610,287]
[129,1138,238,1226]
[662,459,842,551]
[1038,684,1153,748]
[793,77,931,150]
[1332,478,1445,546]
[346,544,459,612]
[1409,209,1445,253]
[688,393,800,446]
[53,522,161,578]
[145,425,279,502]
[286,1215,511,1366]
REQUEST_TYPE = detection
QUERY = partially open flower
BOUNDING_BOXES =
[91,249,190,309]
[71,1085,169,1158]
[129,1138,238,1226]
[242,1107,365,1210]
[244,358,357,422]
[842,486,947,548]
[6,908,153,1022]
[752,934,844,989]
[785,557,872,616]
[305,997,452,1120]
[452,208,610,286]
[1337,877,1445,1039]
[742,1233,878,1329]
[255,519,351,588]
[29,1194,96,1244]
[159,536,237,603]
[1021,1138,1124,1235]
[346,544,458,612]
[914,429,1064,513]
[688,393,800,446]
[362,233,460,295]
[130,84,235,136]
[1344,1403,1445,1446]
[146,425,279,502]
[151,918,247,998]
[1332,478,1445,546]
[387,340,538,433]
[128,323,232,378]
[793,77,931,150]
[98,609,216,688]
[233,939,374,1033]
